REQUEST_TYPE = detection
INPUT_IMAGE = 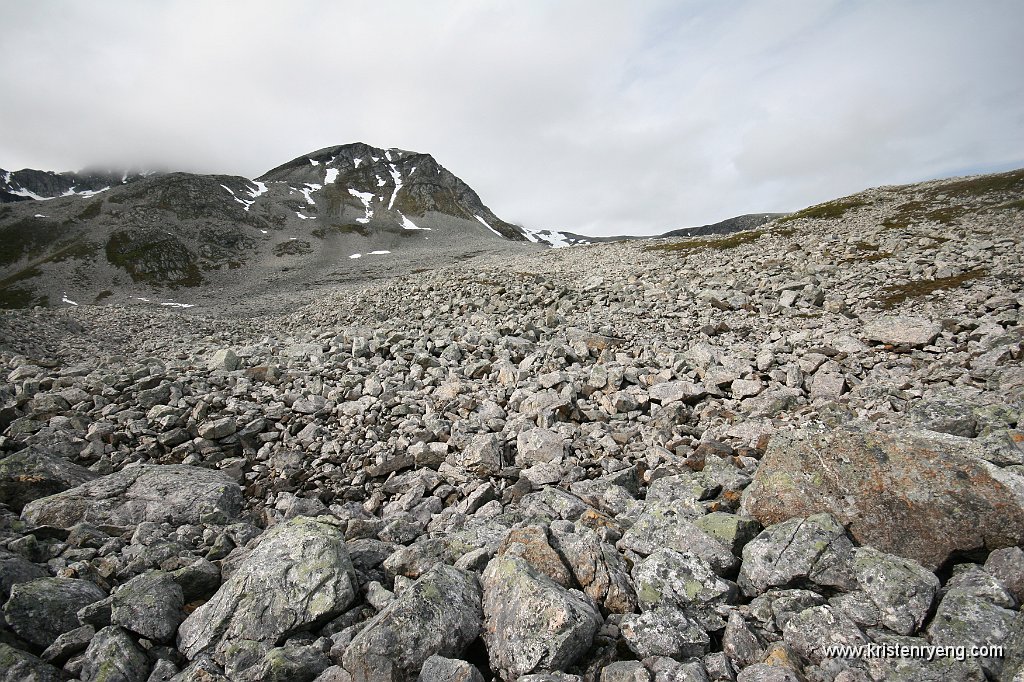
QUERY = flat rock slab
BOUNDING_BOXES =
[20,464,243,528]
[177,516,358,660]
[742,426,1024,570]
[0,446,98,513]
[862,315,941,346]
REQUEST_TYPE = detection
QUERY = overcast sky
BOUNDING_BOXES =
[2,1,1022,236]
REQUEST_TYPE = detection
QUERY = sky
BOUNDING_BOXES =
[1,1,1022,237]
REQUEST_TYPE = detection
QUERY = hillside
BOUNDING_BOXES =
[0,167,1022,681]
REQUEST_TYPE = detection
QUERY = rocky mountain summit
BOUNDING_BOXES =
[0,168,1022,681]
[0,143,584,311]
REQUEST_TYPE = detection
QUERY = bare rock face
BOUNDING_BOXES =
[20,464,243,528]
[177,516,358,660]
[341,564,482,682]
[481,555,601,680]
[0,446,98,513]
[741,427,1024,570]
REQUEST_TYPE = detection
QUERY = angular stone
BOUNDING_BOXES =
[418,654,485,682]
[862,316,941,346]
[498,525,574,588]
[292,395,327,415]
[984,546,1024,603]
[742,426,1024,570]
[0,643,63,682]
[82,625,149,682]
[40,624,94,665]
[738,514,855,596]
[619,607,709,659]
[111,571,185,643]
[550,525,637,614]
[692,513,761,554]
[632,548,737,629]
[851,547,938,635]
[516,428,565,466]
[3,577,106,649]
[198,417,236,440]
[21,465,243,529]
[927,588,1016,677]
[781,605,867,665]
[178,517,358,659]
[599,660,650,682]
[647,381,706,405]
[238,642,331,682]
[209,349,240,371]
[449,433,503,477]
[618,502,738,576]
[342,564,482,682]
[0,446,98,513]
[481,555,600,680]
[0,548,47,601]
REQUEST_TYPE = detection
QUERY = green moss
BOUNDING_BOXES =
[94,290,113,303]
[877,269,988,309]
[311,224,369,239]
[0,217,70,267]
[77,199,103,220]
[995,198,1024,210]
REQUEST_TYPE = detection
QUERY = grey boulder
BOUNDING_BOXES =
[851,546,938,635]
[81,625,150,682]
[3,577,106,649]
[21,464,243,528]
[178,516,358,659]
[342,564,482,682]
[0,446,98,512]
[481,555,600,680]
[111,570,185,643]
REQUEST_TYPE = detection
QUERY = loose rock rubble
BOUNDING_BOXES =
[0,171,1023,680]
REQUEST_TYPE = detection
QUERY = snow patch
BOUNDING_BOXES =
[387,164,402,209]
[353,158,362,168]
[61,292,79,306]
[299,183,321,206]
[385,150,392,161]
[260,229,268,234]
[399,211,429,230]
[161,301,195,308]
[474,215,503,238]
[349,253,362,259]
[521,227,583,248]
[76,187,109,198]
[324,168,339,184]
[369,250,391,255]
[34,214,47,218]
[135,297,151,302]
[309,158,320,166]
[349,188,375,224]
[247,181,268,200]
[376,175,386,187]
[221,184,257,211]
[296,212,314,219]
[9,187,51,201]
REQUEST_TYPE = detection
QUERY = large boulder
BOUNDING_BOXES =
[741,426,1024,570]
[0,548,47,601]
[20,464,243,528]
[177,516,358,660]
[0,446,98,512]
[110,571,185,643]
[3,577,107,650]
[81,625,150,682]
[342,564,482,682]
[481,555,601,680]
[0,643,63,682]
[862,315,941,347]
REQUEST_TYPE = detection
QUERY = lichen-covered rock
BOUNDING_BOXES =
[40,624,94,666]
[342,564,482,682]
[619,607,710,659]
[449,433,503,477]
[111,570,185,643]
[618,503,738,576]
[498,525,574,588]
[781,605,867,665]
[692,512,761,554]
[632,548,736,629]
[481,555,600,680]
[235,642,331,682]
[850,546,938,635]
[0,446,98,512]
[927,582,1017,677]
[418,654,485,682]
[3,577,106,649]
[738,513,855,596]
[550,524,637,613]
[21,465,243,529]
[81,625,150,682]
[985,546,1024,603]
[598,660,650,682]
[742,427,1024,570]
[0,643,63,682]
[178,516,357,659]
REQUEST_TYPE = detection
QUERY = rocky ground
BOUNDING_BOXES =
[0,170,1023,681]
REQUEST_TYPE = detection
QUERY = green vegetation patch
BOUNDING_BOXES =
[105,230,203,287]
[0,266,44,309]
[646,229,767,254]
[877,269,988,309]
[0,218,72,267]
[311,224,369,239]
[777,198,868,223]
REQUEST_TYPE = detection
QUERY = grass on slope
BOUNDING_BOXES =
[777,198,868,224]
[876,269,988,309]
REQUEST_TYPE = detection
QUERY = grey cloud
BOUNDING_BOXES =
[1,0,1021,236]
